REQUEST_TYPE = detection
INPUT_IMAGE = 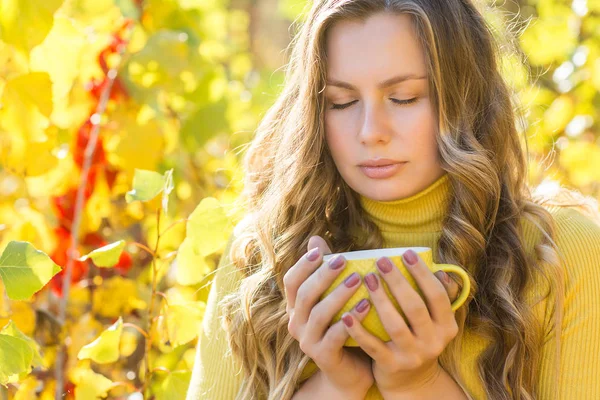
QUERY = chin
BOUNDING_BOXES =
[353,181,410,202]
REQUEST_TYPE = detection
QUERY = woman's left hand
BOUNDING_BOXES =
[341,249,462,394]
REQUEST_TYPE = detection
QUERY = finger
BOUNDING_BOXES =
[308,235,333,256]
[294,254,348,323]
[434,271,460,304]
[402,250,453,325]
[323,298,372,351]
[339,303,389,362]
[306,271,363,341]
[363,272,415,348]
[283,236,333,309]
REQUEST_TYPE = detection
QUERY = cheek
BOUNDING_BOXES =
[325,114,349,156]
[395,102,437,153]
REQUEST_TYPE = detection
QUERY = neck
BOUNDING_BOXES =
[358,173,453,235]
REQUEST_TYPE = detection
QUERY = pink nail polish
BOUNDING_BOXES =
[364,273,378,291]
[342,314,353,327]
[403,249,418,265]
[306,248,320,261]
[376,257,393,273]
[355,299,369,312]
[344,273,360,288]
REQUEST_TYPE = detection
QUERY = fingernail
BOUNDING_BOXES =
[376,257,393,273]
[342,314,353,327]
[403,249,418,265]
[344,272,360,287]
[435,271,448,284]
[306,248,319,261]
[329,254,345,270]
[364,273,378,291]
[355,299,369,313]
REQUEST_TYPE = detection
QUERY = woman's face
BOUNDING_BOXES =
[324,12,445,201]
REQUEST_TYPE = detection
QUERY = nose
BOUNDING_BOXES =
[358,101,393,145]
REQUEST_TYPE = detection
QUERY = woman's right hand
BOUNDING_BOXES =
[284,235,374,398]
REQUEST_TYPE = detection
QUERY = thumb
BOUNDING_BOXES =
[434,271,461,303]
[307,235,333,256]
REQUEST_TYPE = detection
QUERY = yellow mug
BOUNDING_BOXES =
[320,247,471,347]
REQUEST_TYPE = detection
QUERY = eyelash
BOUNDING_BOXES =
[329,97,418,110]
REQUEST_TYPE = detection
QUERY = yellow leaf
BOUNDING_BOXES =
[14,376,39,400]
[0,205,57,254]
[30,16,86,124]
[71,367,113,400]
[0,41,29,80]
[67,313,103,365]
[0,0,64,55]
[0,298,36,338]
[0,133,59,177]
[0,72,53,142]
[119,329,138,357]
[77,316,123,364]
[92,276,147,318]
[24,155,80,198]
[105,107,164,176]
[84,168,113,232]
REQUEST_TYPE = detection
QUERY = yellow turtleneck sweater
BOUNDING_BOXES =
[187,173,600,399]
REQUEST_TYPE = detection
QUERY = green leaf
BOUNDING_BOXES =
[186,197,231,256]
[78,240,126,268]
[77,317,123,364]
[0,321,43,369]
[160,302,205,347]
[0,0,65,55]
[0,333,33,386]
[0,241,61,301]
[174,238,214,285]
[115,0,140,20]
[180,99,228,152]
[154,371,192,400]
[126,169,174,207]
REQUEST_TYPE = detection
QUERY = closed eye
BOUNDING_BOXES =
[329,98,418,110]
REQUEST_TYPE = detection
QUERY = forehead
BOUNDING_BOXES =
[325,12,427,79]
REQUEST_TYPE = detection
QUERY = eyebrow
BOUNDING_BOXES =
[326,74,427,90]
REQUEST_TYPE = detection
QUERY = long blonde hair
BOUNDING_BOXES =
[219,1,599,399]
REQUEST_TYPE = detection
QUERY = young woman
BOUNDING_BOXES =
[186,0,600,399]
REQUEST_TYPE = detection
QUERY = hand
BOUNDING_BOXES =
[284,236,374,397]
[340,249,462,394]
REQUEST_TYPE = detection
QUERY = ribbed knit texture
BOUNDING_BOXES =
[187,173,600,399]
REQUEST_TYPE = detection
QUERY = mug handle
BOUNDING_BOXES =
[432,264,471,311]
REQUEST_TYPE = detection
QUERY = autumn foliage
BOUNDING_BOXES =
[0,0,599,399]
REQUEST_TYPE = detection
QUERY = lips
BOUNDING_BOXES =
[359,158,404,167]
[359,162,407,179]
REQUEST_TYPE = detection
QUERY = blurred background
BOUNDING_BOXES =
[0,0,598,398]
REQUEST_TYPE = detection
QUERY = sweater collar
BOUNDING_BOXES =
[358,173,453,234]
